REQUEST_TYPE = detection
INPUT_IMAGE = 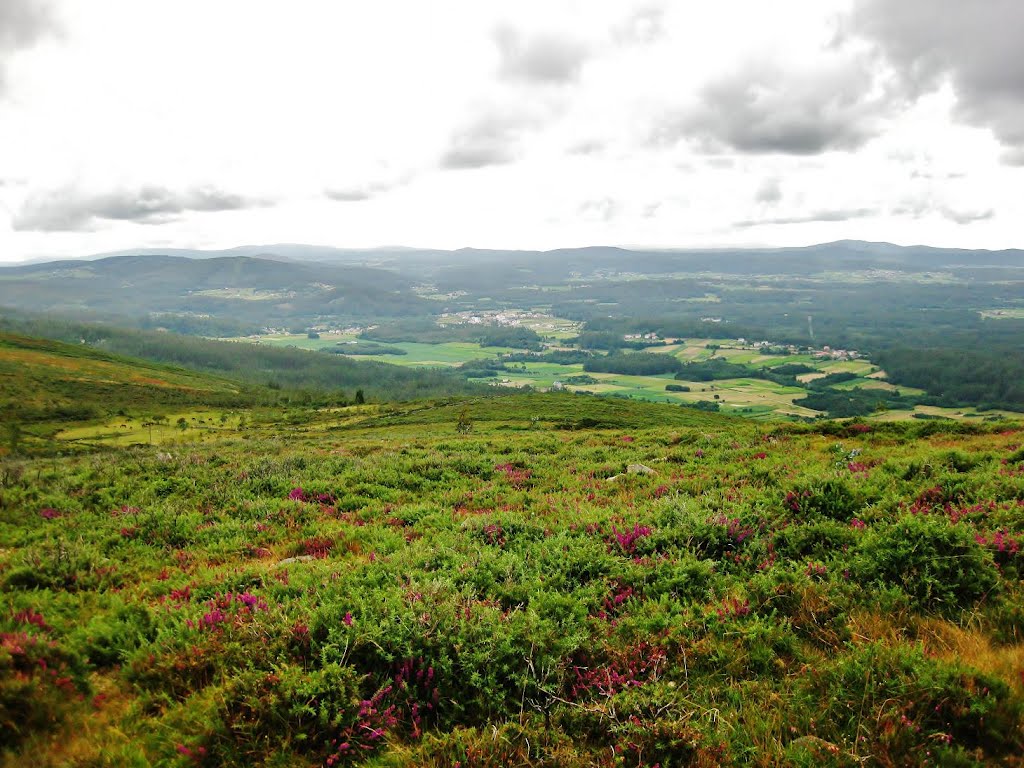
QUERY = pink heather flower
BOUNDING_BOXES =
[343,612,353,626]
[850,518,866,529]
[201,609,226,628]
[288,487,306,501]
[38,508,61,520]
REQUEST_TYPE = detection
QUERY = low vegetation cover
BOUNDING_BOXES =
[1,391,1023,767]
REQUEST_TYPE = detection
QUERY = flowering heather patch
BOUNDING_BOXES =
[299,536,335,558]
[974,530,1021,564]
[568,641,667,700]
[715,596,751,620]
[609,523,652,554]
[185,592,268,632]
[784,489,810,513]
[712,514,754,545]
[805,561,828,579]
[481,523,504,546]
[493,462,532,487]
[326,657,439,764]
[12,609,49,631]
[38,507,61,519]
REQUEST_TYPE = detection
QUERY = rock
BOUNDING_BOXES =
[276,555,315,566]
[627,463,656,475]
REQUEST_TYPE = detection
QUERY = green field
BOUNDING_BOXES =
[241,333,1024,423]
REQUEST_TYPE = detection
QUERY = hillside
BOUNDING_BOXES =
[0,391,1022,766]
[0,254,430,334]
[0,317,484,411]
[0,332,257,421]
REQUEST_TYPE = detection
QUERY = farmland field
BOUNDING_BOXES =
[242,333,1024,423]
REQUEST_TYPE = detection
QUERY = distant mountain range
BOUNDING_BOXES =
[13,239,1024,269]
[0,253,428,334]
[1,240,1021,336]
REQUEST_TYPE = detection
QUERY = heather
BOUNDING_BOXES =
[1,396,1022,766]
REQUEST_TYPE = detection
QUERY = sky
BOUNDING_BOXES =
[0,0,1022,262]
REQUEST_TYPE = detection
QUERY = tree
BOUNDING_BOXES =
[5,422,21,455]
[456,407,473,434]
[355,389,365,404]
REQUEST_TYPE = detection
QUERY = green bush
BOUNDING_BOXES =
[853,515,999,614]
[784,479,861,521]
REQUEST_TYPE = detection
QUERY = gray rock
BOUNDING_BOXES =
[627,463,656,475]
[276,555,315,566]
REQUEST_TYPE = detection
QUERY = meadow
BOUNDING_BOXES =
[1,392,1023,767]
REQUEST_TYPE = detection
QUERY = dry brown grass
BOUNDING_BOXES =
[914,618,1024,694]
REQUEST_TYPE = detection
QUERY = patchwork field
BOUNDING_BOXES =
[244,333,1024,423]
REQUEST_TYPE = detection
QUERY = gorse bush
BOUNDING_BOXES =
[853,514,1000,614]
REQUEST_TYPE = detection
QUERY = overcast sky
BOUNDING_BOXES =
[0,0,1022,262]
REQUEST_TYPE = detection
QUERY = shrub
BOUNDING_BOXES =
[852,515,999,614]
[783,479,860,521]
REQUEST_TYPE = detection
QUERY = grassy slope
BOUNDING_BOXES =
[0,392,1022,766]
[0,332,253,416]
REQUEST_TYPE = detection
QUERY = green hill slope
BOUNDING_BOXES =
[0,332,256,422]
[0,400,1021,766]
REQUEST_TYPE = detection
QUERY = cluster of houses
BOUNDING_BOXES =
[439,309,553,328]
[813,346,861,361]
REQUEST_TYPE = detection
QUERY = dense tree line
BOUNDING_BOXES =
[583,352,682,376]
[360,320,542,350]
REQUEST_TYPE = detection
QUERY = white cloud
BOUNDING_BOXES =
[0,0,1021,262]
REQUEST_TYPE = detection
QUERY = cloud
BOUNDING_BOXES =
[893,198,995,225]
[850,0,1024,163]
[941,207,994,225]
[324,176,407,202]
[578,198,619,221]
[755,177,782,205]
[654,55,897,155]
[14,184,264,231]
[735,208,877,228]
[440,110,537,170]
[611,4,667,45]
[567,139,604,156]
[493,24,589,84]
[0,0,58,94]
